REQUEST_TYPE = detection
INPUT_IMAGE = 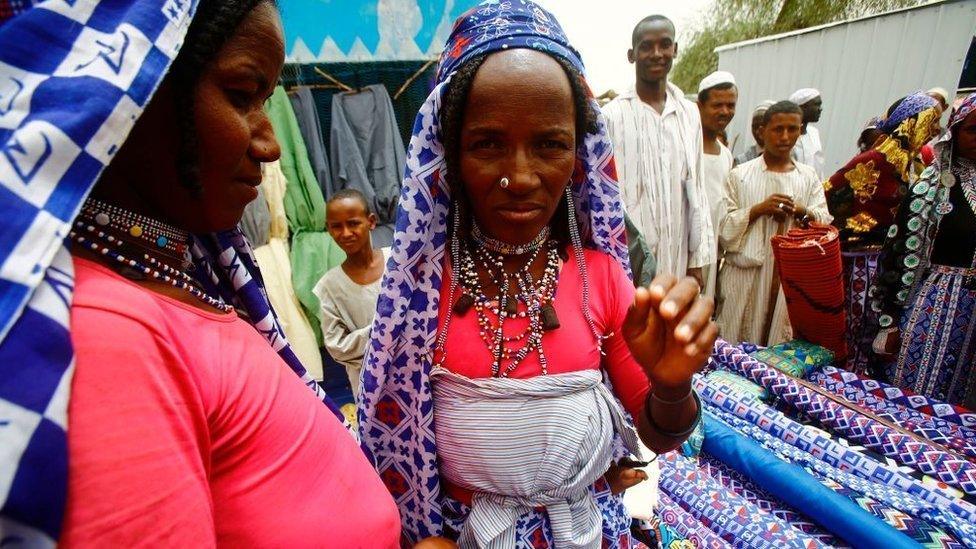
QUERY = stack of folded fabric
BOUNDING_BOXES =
[771,223,847,362]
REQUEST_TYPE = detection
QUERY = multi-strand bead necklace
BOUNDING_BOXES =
[70,198,232,313]
[451,223,561,377]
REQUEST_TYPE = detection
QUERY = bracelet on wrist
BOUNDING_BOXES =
[643,388,702,439]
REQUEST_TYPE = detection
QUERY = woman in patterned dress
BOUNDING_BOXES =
[871,93,976,408]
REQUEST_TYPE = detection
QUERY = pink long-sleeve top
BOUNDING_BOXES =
[62,257,400,547]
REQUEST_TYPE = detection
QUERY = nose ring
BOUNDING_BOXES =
[499,176,510,189]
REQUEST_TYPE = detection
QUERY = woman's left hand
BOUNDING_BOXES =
[621,274,717,396]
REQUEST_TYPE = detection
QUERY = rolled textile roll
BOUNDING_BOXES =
[809,367,976,460]
[771,223,848,361]
[712,338,976,497]
[703,415,917,549]
[698,384,975,546]
[659,451,823,549]
[811,365,976,431]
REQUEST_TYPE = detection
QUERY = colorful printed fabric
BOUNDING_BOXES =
[701,402,974,547]
[704,370,768,401]
[816,476,964,549]
[826,93,941,246]
[659,451,824,549]
[813,365,976,431]
[656,492,731,549]
[881,93,941,134]
[769,340,835,370]
[357,1,633,543]
[0,3,345,544]
[893,265,976,407]
[698,455,843,547]
[712,339,976,496]
[441,477,632,549]
[811,366,976,441]
[810,367,976,460]
[750,349,812,378]
[841,250,881,375]
[696,373,976,544]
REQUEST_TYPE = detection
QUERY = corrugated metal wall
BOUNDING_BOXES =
[717,0,976,176]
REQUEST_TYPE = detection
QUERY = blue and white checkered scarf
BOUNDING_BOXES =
[0,2,342,544]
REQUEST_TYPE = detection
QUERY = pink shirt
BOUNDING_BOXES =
[63,258,400,547]
[435,248,650,419]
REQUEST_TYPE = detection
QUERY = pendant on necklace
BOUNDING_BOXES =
[453,293,475,315]
[941,171,956,188]
[540,302,560,331]
[936,201,954,215]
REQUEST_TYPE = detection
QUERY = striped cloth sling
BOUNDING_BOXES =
[430,367,640,549]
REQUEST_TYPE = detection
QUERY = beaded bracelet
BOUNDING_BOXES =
[643,388,702,439]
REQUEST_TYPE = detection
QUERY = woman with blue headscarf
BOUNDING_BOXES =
[0,1,402,545]
[824,93,942,375]
[359,2,716,547]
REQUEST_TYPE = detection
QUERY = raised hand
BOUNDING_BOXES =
[621,274,717,396]
[751,193,795,222]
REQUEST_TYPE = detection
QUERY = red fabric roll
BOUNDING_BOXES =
[771,224,848,363]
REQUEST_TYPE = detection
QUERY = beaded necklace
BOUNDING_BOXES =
[81,198,191,265]
[471,222,550,256]
[71,202,231,313]
[433,189,610,378]
[450,225,561,377]
[956,157,976,215]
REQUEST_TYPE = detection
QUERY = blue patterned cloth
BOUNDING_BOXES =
[0,2,343,544]
[879,92,939,134]
[358,0,632,543]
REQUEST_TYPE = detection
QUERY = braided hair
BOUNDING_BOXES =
[439,52,598,253]
[169,0,276,194]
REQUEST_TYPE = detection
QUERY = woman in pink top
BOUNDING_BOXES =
[0,0,410,546]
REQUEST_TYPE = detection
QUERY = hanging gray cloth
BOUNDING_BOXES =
[240,183,271,247]
[288,86,334,200]
[329,84,404,247]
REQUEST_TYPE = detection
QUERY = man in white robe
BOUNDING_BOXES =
[603,15,714,284]
[696,70,737,299]
[789,88,826,180]
[717,101,832,345]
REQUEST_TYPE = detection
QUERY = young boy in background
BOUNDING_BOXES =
[313,189,390,403]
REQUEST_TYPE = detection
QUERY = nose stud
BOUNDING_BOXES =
[499,177,510,189]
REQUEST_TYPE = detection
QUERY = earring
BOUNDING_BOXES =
[499,177,510,189]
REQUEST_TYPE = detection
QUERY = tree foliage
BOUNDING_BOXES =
[672,0,923,92]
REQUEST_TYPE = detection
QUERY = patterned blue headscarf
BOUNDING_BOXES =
[0,3,342,544]
[879,92,939,134]
[358,0,631,542]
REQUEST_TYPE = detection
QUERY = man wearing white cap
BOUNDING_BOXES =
[696,70,737,299]
[736,100,776,165]
[603,15,714,285]
[788,88,825,179]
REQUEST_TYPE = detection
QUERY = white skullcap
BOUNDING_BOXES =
[697,70,736,94]
[753,99,776,115]
[789,88,820,105]
[927,87,949,102]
